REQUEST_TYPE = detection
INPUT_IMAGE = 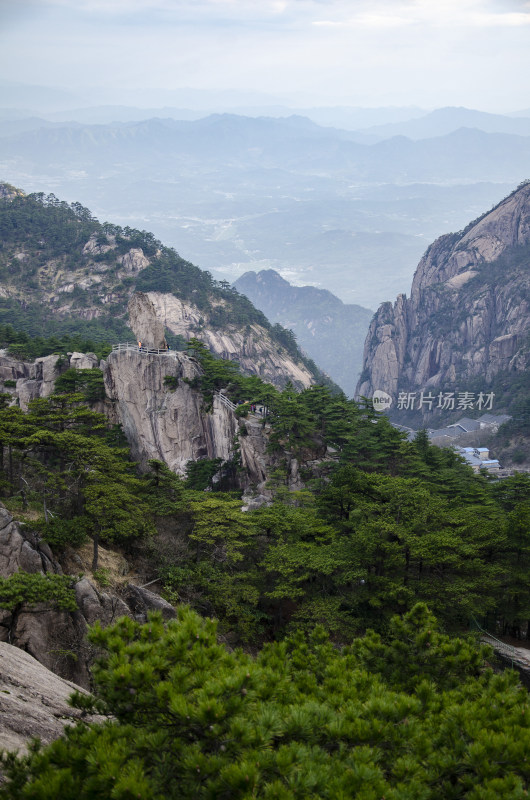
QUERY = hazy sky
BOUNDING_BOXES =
[1,0,530,111]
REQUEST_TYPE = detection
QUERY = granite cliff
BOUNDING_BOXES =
[0,343,272,490]
[103,344,271,488]
[357,182,530,409]
[127,291,315,390]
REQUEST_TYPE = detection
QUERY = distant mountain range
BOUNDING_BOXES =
[0,110,524,308]
[2,115,530,182]
[234,270,373,396]
[359,106,530,141]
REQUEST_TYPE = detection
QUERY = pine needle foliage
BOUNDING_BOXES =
[1,605,529,799]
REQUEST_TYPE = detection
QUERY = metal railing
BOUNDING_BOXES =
[111,342,193,359]
[471,616,517,669]
[215,392,238,412]
[214,392,269,418]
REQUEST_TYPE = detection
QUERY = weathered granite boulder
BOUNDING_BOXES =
[127,292,167,350]
[69,351,98,370]
[0,506,176,688]
[0,641,100,754]
[0,505,58,578]
[122,584,176,622]
[75,577,131,626]
[118,247,150,274]
[0,350,101,411]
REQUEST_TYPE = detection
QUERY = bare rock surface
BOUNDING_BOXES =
[118,247,149,274]
[0,351,102,411]
[135,290,314,390]
[0,641,96,754]
[128,292,167,350]
[122,584,176,621]
[0,505,58,578]
[103,348,269,481]
[0,506,176,689]
[69,351,98,370]
[357,183,530,400]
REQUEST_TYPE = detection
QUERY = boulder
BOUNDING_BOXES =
[122,584,176,621]
[0,641,100,754]
[69,352,99,370]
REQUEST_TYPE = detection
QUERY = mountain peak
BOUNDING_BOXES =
[357,181,530,411]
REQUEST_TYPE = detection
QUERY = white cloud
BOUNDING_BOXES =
[314,14,412,28]
[311,0,530,28]
[1,0,529,110]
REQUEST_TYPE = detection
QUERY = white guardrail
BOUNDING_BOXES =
[111,342,193,359]
[215,392,238,412]
[216,393,268,417]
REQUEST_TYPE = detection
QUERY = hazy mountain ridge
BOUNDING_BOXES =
[3,115,530,179]
[234,269,373,396]
[360,106,530,141]
[0,111,522,308]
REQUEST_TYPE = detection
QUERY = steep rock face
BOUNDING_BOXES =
[102,348,232,473]
[128,292,167,349]
[357,183,530,399]
[0,641,98,754]
[103,347,271,487]
[131,291,315,391]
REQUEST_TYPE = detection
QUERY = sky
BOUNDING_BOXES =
[1,0,530,111]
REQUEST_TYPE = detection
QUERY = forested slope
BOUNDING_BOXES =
[0,184,328,388]
[1,187,530,798]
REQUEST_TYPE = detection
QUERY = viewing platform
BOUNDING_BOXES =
[111,342,195,360]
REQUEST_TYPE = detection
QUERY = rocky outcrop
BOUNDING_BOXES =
[0,505,59,579]
[0,350,99,411]
[357,183,530,401]
[103,348,238,473]
[0,641,99,754]
[118,247,150,274]
[122,584,176,622]
[0,505,176,689]
[128,293,167,350]
[103,347,270,487]
[0,506,91,687]
[132,291,315,391]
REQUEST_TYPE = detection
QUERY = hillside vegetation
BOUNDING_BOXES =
[1,188,530,797]
[0,187,324,383]
[1,353,530,795]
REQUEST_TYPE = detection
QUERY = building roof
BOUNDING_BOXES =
[448,417,481,432]
[428,427,459,440]
[455,446,501,471]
